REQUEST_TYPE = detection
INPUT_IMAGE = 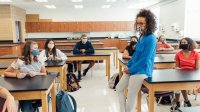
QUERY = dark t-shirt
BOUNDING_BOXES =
[125,45,135,56]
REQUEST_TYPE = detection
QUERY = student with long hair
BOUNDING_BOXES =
[39,39,67,62]
[172,37,200,110]
[4,41,47,112]
[157,35,174,51]
[122,36,138,59]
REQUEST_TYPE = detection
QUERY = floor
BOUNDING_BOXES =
[34,53,200,112]
[68,53,200,112]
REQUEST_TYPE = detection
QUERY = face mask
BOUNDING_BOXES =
[160,38,165,42]
[137,26,145,32]
[180,44,189,50]
[48,44,54,49]
[31,49,40,56]
[82,39,87,44]
[130,41,137,46]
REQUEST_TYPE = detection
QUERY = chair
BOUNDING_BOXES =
[141,85,174,106]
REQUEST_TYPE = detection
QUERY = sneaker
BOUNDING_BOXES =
[83,69,89,76]
[77,74,82,82]
[184,101,192,107]
[170,101,180,111]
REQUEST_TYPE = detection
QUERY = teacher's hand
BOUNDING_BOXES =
[124,67,130,74]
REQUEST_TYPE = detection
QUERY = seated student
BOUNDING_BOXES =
[123,36,138,59]
[73,34,95,81]
[39,39,67,62]
[157,35,174,51]
[4,41,47,112]
[172,37,200,110]
[0,86,16,112]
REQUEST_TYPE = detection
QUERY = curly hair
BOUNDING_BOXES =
[135,9,157,34]
[179,37,197,51]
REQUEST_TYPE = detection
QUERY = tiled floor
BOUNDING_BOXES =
[34,53,200,112]
[68,53,200,112]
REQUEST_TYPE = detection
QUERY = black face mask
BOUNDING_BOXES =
[180,44,189,50]
[130,41,137,46]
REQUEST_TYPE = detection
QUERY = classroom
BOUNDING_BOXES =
[0,0,200,112]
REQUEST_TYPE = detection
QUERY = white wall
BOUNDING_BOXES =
[184,0,200,40]
[27,8,138,22]
[159,0,186,39]
[27,31,134,39]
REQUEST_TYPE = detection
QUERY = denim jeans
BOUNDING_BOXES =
[19,95,51,112]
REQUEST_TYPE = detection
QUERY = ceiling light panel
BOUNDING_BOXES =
[74,5,84,9]
[72,0,82,2]
[102,5,111,8]
[106,0,116,2]
[0,0,12,2]
[35,0,48,2]
[44,5,56,9]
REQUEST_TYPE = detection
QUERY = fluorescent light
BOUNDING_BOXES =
[106,0,116,2]
[102,5,111,8]
[44,5,56,9]
[72,0,82,2]
[74,5,83,9]
[127,5,134,9]
[35,0,48,2]
[0,0,12,2]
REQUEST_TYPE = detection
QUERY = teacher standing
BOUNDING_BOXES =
[116,9,157,112]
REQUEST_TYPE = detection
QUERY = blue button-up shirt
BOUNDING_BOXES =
[126,33,157,77]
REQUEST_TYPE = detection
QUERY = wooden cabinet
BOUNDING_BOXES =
[26,21,134,33]
[0,44,21,56]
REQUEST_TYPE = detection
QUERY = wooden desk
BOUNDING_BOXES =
[0,60,67,90]
[60,47,118,69]
[0,73,57,112]
[118,56,176,78]
[67,53,111,80]
[55,42,104,49]
[45,60,67,90]
[139,69,200,112]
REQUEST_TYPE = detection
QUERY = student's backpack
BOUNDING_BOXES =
[67,72,81,92]
[156,95,172,105]
[108,73,119,89]
[56,91,77,112]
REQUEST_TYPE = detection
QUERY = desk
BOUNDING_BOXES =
[118,56,176,78]
[55,42,104,49]
[67,53,111,80]
[138,69,200,112]
[178,107,200,112]
[0,73,57,112]
[56,47,118,69]
[45,60,67,90]
[0,61,67,90]
[156,49,200,54]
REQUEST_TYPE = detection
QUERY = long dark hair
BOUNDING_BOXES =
[44,39,57,58]
[179,37,197,51]
[134,9,157,35]
[22,41,38,65]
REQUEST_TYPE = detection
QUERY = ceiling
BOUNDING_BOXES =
[0,0,165,11]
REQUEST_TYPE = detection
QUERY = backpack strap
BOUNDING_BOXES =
[68,94,77,112]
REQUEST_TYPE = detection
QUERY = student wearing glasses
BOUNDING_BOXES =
[73,34,95,81]
[172,37,200,110]
[116,9,157,112]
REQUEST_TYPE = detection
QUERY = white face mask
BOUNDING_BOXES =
[82,38,87,44]
[48,44,54,49]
